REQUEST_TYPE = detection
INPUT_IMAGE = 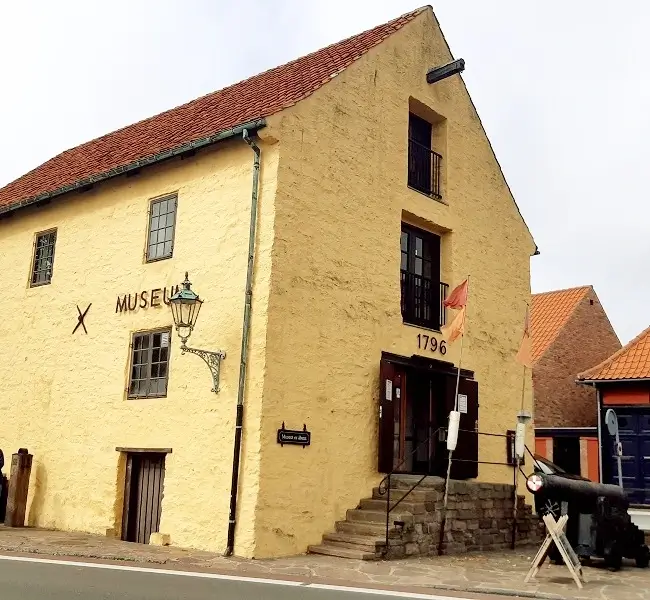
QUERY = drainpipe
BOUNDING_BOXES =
[225,129,261,557]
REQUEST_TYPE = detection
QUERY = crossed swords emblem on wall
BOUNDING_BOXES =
[72,303,92,335]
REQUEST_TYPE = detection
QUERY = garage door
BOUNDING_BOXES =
[604,409,650,504]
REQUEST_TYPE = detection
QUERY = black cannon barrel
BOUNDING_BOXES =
[537,474,628,506]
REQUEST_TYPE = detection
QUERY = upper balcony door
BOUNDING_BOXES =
[408,113,442,199]
[400,224,443,331]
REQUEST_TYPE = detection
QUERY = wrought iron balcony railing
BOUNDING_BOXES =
[408,139,442,199]
[400,271,448,331]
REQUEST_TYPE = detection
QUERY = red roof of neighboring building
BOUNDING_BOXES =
[578,326,650,382]
[0,7,426,214]
[530,286,591,363]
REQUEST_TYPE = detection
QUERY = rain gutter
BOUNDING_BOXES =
[0,119,266,217]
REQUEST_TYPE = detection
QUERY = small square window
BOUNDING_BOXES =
[128,329,172,399]
[146,195,177,262]
[30,229,57,287]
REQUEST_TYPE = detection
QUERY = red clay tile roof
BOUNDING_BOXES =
[530,286,591,363]
[0,7,427,214]
[578,326,650,381]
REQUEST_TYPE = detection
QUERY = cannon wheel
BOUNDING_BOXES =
[635,545,650,568]
[604,542,622,571]
[548,543,563,565]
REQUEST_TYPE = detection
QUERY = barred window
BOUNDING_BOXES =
[128,329,171,399]
[31,230,57,287]
[146,195,177,262]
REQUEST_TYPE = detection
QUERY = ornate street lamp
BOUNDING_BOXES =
[169,272,226,393]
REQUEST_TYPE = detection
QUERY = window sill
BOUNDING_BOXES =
[145,254,173,264]
[127,394,168,400]
[407,185,448,206]
[29,280,52,288]
[402,320,443,334]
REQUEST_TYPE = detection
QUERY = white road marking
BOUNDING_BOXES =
[308,583,459,598]
[0,553,464,598]
[0,555,300,586]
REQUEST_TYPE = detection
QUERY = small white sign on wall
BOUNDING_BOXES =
[385,379,393,401]
[458,393,468,414]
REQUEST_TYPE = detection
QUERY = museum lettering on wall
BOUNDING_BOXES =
[115,285,180,313]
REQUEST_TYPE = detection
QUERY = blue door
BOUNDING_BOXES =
[604,409,650,504]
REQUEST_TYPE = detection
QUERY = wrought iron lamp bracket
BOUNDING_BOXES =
[181,343,226,393]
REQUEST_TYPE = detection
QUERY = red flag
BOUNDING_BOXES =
[444,279,468,309]
[516,307,533,368]
[441,305,466,344]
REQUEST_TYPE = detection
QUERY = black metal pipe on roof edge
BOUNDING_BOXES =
[0,119,267,217]
[577,377,650,385]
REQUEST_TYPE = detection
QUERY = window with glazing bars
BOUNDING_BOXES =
[128,329,171,398]
[400,224,442,329]
[30,230,57,286]
[146,195,177,262]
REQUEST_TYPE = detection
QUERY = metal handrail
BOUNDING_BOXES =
[377,430,543,557]
[378,427,444,494]
[377,427,443,555]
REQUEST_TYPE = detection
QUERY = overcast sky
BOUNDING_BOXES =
[1,1,647,344]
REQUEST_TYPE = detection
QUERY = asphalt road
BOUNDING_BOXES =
[0,555,481,600]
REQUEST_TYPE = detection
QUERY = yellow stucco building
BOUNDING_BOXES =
[0,7,536,558]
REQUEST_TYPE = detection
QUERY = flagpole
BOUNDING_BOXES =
[438,275,469,555]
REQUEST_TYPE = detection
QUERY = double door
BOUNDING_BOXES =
[378,358,479,479]
[603,408,650,504]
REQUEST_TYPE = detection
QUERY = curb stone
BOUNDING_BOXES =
[444,586,565,600]
[0,545,168,564]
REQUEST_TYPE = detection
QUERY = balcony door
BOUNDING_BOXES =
[408,113,442,198]
[400,224,441,330]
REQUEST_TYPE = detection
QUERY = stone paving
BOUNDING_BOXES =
[0,526,649,599]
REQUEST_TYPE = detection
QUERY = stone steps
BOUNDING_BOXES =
[335,520,392,537]
[323,532,387,552]
[360,498,425,514]
[346,509,413,525]
[308,478,541,561]
[307,543,377,560]
[371,487,440,503]
[390,475,445,490]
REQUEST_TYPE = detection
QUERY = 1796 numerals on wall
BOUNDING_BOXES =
[417,333,447,355]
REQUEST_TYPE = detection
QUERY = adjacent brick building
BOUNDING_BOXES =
[531,286,620,479]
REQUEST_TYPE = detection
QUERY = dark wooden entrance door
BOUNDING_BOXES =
[378,355,479,479]
[443,374,479,480]
[378,359,403,473]
[122,453,166,544]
